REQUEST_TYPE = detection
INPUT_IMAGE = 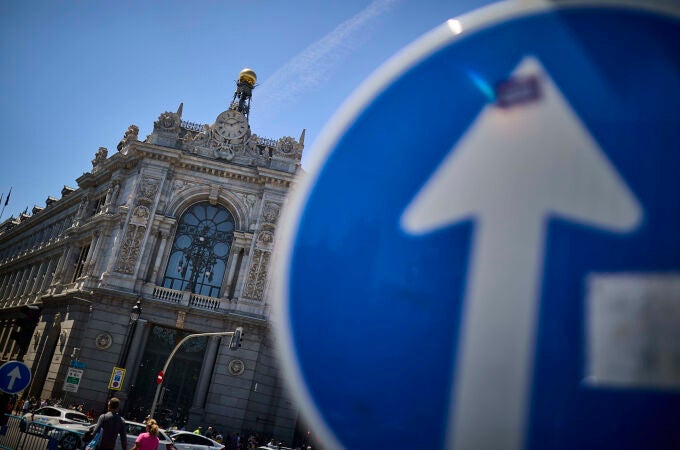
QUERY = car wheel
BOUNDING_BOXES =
[59,432,81,450]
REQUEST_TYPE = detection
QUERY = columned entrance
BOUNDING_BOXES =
[127,325,207,428]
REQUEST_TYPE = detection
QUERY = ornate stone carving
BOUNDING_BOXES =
[262,201,281,224]
[257,230,274,246]
[130,205,150,226]
[104,181,121,213]
[154,111,181,132]
[278,136,298,154]
[185,109,259,161]
[244,249,270,301]
[91,147,108,172]
[95,333,112,350]
[172,179,189,192]
[235,192,258,229]
[229,359,245,376]
[209,185,220,205]
[137,177,160,204]
[117,125,139,152]
[176,311,186,329]
[115,225,145,274]
[114,176,158,275]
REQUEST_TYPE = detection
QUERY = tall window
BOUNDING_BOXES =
[72,244,91,281]
[162,203,234,297]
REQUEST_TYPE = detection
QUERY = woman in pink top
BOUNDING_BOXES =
[130,419,160,450]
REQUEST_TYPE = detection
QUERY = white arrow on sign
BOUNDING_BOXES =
[7,366,22,391]
[401,56,643,450]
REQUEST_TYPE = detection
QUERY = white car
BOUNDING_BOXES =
[167,430,225,450]
[46,422,92,450]
[120,421,177,450]
[48,419,177,450]
[20,406,90,435]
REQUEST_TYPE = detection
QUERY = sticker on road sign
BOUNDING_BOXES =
[274,2,680,450]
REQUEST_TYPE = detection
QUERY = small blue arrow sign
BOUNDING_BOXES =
[0,361,31,394]
[275,2,680,450]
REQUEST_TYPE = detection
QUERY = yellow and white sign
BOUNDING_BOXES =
[108,367,126,391]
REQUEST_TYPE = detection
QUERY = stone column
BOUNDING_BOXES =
[232,251,252,300]
[104,227,126,275]
[222,245,242,298]
[0,273,12,299]
[9,268,28,299]
[39,258,57,293]
[190,336,220,410]
[83,231,103,276]
[28,262,46,296]
[2,271,19,299]
[150,232,170,284]
[21,264,39,297]
[52,246,74,286]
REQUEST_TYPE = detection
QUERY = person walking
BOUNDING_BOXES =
[130,418,160,450]
[91,397,127,450]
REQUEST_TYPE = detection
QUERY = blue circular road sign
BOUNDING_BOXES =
[275,2,680,450]
[0,360,31,394]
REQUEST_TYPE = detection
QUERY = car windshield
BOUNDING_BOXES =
[65,413,90,423]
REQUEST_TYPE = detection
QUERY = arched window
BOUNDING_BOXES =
[162,202,235,297]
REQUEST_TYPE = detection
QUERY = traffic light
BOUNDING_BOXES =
[10,305,41,349]
[229,327,244,350]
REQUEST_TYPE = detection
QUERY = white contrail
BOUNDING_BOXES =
[255,0,399,117]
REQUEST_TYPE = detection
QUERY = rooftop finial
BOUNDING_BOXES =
[231,68,257,120]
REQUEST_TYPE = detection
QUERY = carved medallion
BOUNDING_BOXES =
[229,359,245,376]
[95,333,113,350]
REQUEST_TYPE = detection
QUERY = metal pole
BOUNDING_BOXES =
[149,330,236,418]
[118,319,138,368]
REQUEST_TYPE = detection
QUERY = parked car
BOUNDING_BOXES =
[167,430,225,450]
[46,422,92,450]
[48,419,177,450]
[123,421,177,450]
[19,406,91,435]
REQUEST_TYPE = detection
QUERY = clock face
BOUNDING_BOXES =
[215,110,248,139]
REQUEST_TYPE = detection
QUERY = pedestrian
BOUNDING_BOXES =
[205,426,214,439]
[21,397,32,415]
[193,425,203,435]
[91,397,127,450]
[130,418,160,450]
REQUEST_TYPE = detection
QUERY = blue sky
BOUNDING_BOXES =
[0,0,495,219]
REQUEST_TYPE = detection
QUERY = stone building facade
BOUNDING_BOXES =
[0,69,305,442]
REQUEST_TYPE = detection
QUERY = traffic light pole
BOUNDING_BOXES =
[149,329,242,418]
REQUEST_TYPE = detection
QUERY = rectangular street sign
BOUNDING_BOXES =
[63,367,83,393]
[70,360,86,369]
[108,367,126,391]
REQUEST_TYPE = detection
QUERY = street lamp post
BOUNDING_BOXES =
[118,299,142,370]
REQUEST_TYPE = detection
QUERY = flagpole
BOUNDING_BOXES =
[0,187,12,222]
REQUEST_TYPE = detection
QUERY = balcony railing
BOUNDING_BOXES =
[150,285,228,312]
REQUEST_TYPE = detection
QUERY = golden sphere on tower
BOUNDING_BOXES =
[238,68,257,87]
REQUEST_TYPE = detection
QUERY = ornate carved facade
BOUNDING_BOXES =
[0,70,306,444]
